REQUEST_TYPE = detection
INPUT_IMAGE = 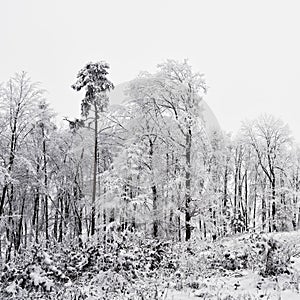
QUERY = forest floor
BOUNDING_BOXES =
[165,230,300,300]
[2,230,300,299]
[165,269,300,299]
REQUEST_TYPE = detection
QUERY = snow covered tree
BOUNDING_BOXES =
[241,115,292,232]
[0,73,45,260]
[124,78,171,238]
[154,60,207,241]
[72,61,114,236]
[125,60,207,241]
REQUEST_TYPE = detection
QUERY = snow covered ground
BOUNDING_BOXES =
[163,231,300,300]
[2,230,300,299]
[164,271,300,299]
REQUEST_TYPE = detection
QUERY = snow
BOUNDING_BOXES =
[281,290,300,300]
[164,271,300,299]
[43,251,52,265]
[5,281,17,296]
[291,257,300,272]
[164,231,300,299]
[3,230,300,299]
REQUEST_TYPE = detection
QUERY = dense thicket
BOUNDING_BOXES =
[0,62,299,264]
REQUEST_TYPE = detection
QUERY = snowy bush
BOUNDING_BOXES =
[0,232,296,299]
[246,234,293,277]
[0,237,177,299]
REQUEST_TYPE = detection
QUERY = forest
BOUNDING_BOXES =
[1,60,300,299]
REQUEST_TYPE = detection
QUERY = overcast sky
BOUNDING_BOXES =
[1,0,300,142]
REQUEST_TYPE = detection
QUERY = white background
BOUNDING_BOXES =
[1,0,299,142]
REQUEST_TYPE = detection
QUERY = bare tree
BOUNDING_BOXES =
[241,115,291,232]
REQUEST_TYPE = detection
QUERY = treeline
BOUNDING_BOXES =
[0,61,299,262]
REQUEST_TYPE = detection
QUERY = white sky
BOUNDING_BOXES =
[1,0,300,142]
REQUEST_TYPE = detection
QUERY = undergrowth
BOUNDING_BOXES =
[0,232,297,299]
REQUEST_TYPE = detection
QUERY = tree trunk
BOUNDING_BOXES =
[233,157,238,234]
[271,180,276,232]
[185,126,192,241]
[53,201,58,241]
[149,138,158,238]
[177,216,181,242]
[152,185,158,237]
[261,177,267,231]
[42,125,49,242]
[16,196,26,252]
[262,193,266,231]
[223,165,228,235]
[91,105,98,236]
[244,170,248,231]
[0,185,8,217]
[253,172,257,231]
[33,190,40,243]
[59,197,63,243]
